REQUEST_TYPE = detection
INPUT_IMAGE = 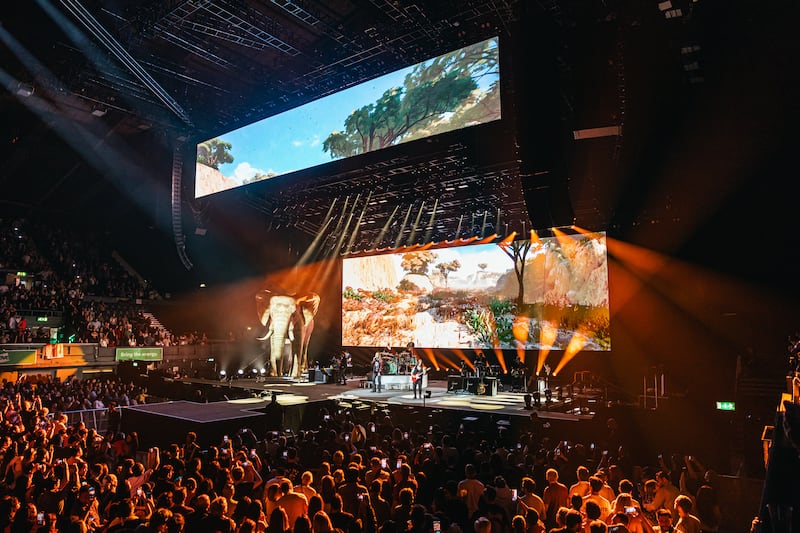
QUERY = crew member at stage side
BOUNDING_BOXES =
[460,360,469,377]
[372,352,383,393]
[411,357,427,399]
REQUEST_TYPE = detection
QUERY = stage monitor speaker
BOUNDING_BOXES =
[521,176,575,230]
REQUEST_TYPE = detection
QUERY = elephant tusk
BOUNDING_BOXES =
[256,330,273,341]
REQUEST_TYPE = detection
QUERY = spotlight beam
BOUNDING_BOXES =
[406,201,426,246]
[422,198,439,244]
[371,205,399,249]
[393,204,414,249]
[344,192,372,254]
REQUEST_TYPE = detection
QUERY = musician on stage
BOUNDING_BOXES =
[473,351,487,378]
[411,357,426,399]
[337,352,349,385]
[372,352,383,393]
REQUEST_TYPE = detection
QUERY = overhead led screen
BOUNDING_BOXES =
[195,37,501,198]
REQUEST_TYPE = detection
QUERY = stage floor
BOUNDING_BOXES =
[166,376,597,421]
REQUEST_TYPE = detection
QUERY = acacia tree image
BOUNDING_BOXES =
[401,251,436,275]
[499,240,536,309]
[322,39,498,158]
[197,138,234,169]
[435,260,461,287]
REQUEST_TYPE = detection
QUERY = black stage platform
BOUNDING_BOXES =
[121,376,600,449]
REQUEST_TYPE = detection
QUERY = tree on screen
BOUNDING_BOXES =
[197,138,234,170]
[435,259,461,288]
[322,39,498,158]
[401,251,436,275]
[499,239,534,309]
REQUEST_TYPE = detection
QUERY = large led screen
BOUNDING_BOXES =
[342,232,610,350]
[195,37,500,198]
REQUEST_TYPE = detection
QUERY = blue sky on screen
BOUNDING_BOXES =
[207,37,499,185]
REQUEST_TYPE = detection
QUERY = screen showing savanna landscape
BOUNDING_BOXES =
[195,36,501,198]
[342,232,610,350]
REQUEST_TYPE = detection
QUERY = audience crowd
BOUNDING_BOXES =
[0,219,206,347]
[0,372,725,533]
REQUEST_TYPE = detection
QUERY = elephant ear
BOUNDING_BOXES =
[255,290,272,324]
[296,293,321,325]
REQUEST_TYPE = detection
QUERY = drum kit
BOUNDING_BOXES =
[378,351,414,375]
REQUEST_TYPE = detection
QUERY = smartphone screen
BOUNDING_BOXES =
[512,489,518,501]
[434,520,441,533]
[381,458,388,469]
[36,513,44,526]
[396,459,402,469]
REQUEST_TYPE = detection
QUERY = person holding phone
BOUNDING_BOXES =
[69,484,104,531]
[365,457,390,487]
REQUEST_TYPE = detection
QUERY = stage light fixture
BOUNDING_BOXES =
[252,368,258,374]
[524,393,532,410]
[260,368,266,374]
[91,105,107,117]
[425,390,432,398]
[219,370,226,376]
[532,392,541,407]
[545,389,552,403]
[15,83,34,98]
[237,369,244,375]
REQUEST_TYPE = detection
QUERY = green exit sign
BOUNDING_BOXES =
[716,401,736,411]
[37,317,48,322]
[16,272,27,277]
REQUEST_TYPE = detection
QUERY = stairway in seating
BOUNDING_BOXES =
[141,311,171,339]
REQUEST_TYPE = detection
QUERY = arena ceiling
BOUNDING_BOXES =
[1,0,799,286]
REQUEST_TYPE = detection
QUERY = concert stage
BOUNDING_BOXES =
[122,375,599,450]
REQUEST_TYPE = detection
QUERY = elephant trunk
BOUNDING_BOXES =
[269,315,292,376]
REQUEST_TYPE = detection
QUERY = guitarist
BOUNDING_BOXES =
[411,357,426,399]
[372,352,383,393]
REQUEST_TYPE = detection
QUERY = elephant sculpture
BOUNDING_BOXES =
[256,290,320,377]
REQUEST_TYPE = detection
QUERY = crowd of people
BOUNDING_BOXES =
[0,219,208,347]
[0,371,727,533]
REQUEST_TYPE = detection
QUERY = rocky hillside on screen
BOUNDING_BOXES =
[342,237,610,350]
[195,163,238,197]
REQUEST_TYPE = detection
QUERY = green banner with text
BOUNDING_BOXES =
[115,347,163,362]
[0,350,37,366]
